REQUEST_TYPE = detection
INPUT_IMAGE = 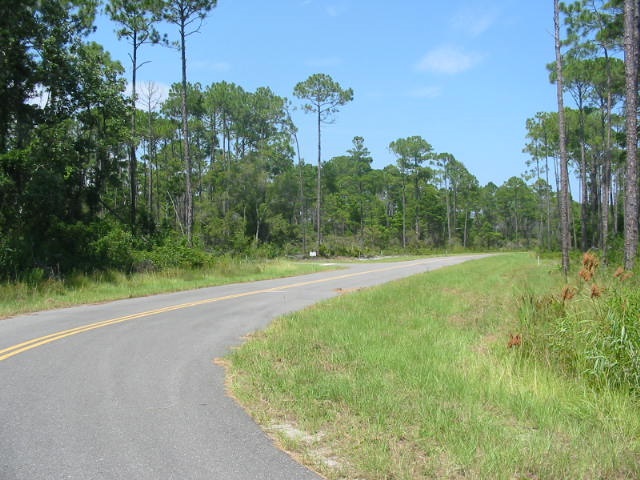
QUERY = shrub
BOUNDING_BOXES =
[90,227,135,271]
[133,237,212,271]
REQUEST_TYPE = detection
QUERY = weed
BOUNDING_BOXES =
[508,333,522,348]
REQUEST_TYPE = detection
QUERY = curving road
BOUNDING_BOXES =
[0,255,488,480]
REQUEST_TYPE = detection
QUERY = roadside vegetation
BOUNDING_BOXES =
[225,253,640,479]
[0,255,331,319]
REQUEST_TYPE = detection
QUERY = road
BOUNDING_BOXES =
[0,255,488,480]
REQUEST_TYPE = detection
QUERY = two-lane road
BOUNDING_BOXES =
[1,255,488,479]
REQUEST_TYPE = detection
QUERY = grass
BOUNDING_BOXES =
[0,258,333,319]
[518,252,640,395]
[225,253,640,479]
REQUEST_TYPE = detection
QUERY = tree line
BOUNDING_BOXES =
[1,0,639,279]
[547,0,638,272]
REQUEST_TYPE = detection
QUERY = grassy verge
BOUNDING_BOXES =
[225,253,640,479]
[0,258,332,319]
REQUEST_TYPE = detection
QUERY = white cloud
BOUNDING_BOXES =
[415,45,483,75]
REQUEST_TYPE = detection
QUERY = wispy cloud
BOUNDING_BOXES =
[451,5,499,37]
[408,86,442,99]
[415,45,483,75]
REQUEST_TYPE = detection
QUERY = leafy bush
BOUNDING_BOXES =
[90,226,135,271]
[247,242,283,259]
[133,237,212,271]
[317,235,373,258]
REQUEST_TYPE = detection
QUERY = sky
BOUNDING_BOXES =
[90,0,561,187]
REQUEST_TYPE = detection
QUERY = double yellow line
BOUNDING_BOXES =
[0,260,432,362]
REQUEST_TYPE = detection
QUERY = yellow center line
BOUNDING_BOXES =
[0,259,438,362]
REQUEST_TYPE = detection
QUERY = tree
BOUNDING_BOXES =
[439,155,478,247]
[138,81,164,220]
[293,73,353,251]
[0,1,138,277]
[560,0,625,262]
[524,112,558,249]
[163,0,217,246]
[496,177,537,246]
[389,136,433,248]
[0,0,97,153]
[346,136,374,241]
[107,0,164,231]
[0,1,37,153]
[623,0,639,270]
[323,136,373,242]
[1,40,129,276]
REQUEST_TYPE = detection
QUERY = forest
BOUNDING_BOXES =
[1,0,639,279]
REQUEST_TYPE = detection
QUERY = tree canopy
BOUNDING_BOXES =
[1,0,639,279]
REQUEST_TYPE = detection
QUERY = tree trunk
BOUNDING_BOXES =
[579,132,588,251]
[575,89,589,251]
[601,47,612,263]
[623,0,639,270]
[463,210,469,247]
[146,89,155,221]
[413,160,420,240]
[402,173,407,249]
[544,135,552,249]
[446,190,452,244]
[255,206,261,243]
[129,31,138,232]
[180,19,193,246]
[292,128,307,253]
[555,0,571,276]
[316,105,321,251]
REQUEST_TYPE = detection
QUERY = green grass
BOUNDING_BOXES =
[225,253,640,479]
[518,252,640,395]
[0,258,333,319]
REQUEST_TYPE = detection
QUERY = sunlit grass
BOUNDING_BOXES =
[226,253,640,479]
[0,259,333,319]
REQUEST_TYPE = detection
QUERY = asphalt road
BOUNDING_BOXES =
[0,255,488,480]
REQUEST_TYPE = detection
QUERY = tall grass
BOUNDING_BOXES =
[518,252,640,395]
[0,257,329,319]
[226,253,640,479]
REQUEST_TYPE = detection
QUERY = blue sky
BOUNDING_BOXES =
[91,0,560,187]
